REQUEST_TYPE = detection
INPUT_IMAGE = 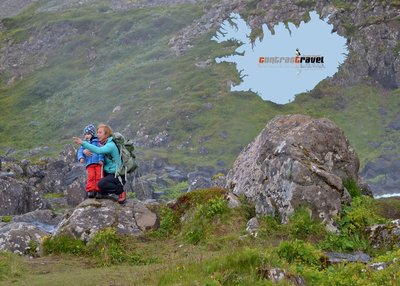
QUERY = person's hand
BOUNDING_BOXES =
[83,149,93,157]
[73,137,82,145]
[79,158,85,164]
[99,161,103,165]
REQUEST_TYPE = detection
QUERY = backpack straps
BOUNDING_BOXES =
[115,142,124,184]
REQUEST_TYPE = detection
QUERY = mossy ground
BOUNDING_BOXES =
[1,191,399,285]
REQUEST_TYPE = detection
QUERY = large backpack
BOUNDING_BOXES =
[111,132,137,183]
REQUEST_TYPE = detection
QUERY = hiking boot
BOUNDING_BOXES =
[118,191,126,204]
[87,191,95,199]
[95,192,105,199]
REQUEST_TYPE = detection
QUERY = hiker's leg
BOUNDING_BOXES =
[116,175,126,195]
[98,174,123,194]
[86,165,97,192]
[93,164,102,192]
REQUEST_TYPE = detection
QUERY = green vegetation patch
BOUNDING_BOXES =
[319,196,386,252]
[277,239,323,266]
[42,235,85,256]
[0,252,24,281]
[43,193,65,199]
[343,178,362,198]
[170,187,228,217]
[1,215,12,223]
[258,207,326,241]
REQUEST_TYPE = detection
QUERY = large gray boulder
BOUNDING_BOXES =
[226,115,359,231]
[0,222,47,256]
[12,209,61,234]
[53,199,158,242]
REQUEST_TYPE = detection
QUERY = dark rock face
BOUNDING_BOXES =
[0,177,31,215]
[28,159,86,209]
[0,145,86,215]
[53,199,157,242]
[211,174,227,189]
[187,171,212,192]
[226,115,359,230]
[361,154,400,197]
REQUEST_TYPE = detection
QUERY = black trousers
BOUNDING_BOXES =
[97,173,125,195]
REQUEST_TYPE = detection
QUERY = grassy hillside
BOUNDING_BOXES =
[0,0,399,173]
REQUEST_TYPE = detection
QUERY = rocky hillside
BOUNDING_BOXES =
[0,0,399,196]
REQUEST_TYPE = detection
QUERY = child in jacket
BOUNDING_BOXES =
[77,123,104,198]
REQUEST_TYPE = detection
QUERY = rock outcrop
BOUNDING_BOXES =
[0,177,31,215]
[53,198,157,242]
[0,222,47,256]
[226,114,359,231]
[0,145,92,215]
[325,251,371,264]
[366,219,400,249]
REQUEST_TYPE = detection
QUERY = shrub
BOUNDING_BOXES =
[318,233,370,252]
[86,228,125,266]
[171,187,227,217]
[197,198,229,220]
[1,216,12,223]
[238,195,256,221]
[257,215,283,238]
[86,228,152,266]
[42,235,85,256]
[343,179,362,198]
[340,196,384,236]
[277,239,323,266]
[182,197,230,244]
[289,207,325,239]
[258,207,324,240]
[151,206,180,238]
[27,240,39,257]
[319,196,385,252]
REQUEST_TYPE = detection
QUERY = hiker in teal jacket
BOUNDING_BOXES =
[82,137,120,174]
[73,123,126,204]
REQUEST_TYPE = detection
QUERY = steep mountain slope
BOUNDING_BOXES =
[0,0,399,195]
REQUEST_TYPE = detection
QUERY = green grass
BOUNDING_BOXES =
[1,215,12,223]
[42,193,65,199]
[0,252,24,281]
[343,179,362,198]
[2,190,400,285]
